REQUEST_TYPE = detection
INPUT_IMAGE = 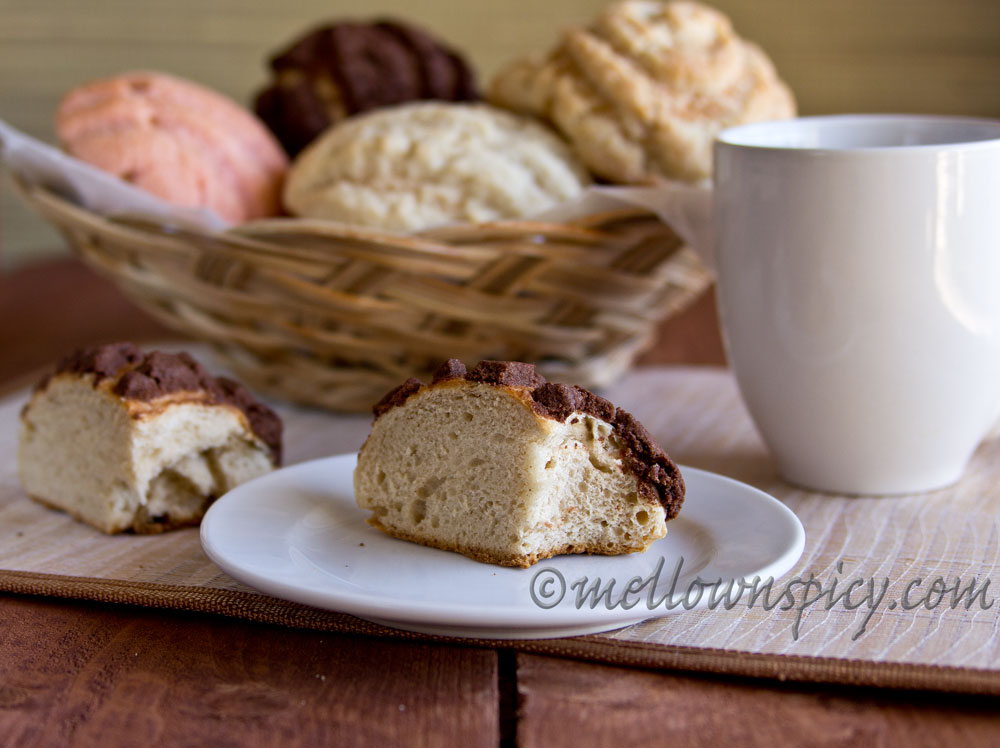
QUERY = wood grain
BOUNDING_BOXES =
[515,654,1000,748]
[0,594,498,748]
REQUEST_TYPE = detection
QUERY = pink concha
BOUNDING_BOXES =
[56,71,289,224]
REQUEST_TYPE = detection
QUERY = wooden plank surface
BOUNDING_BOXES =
[515,654,1000,748]
[0,595,498,748]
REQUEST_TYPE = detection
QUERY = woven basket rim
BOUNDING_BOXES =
[9,171,714,412]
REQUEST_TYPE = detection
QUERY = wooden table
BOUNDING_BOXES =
[2,258,999,747]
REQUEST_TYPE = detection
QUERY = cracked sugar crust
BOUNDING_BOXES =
[283,102,592,231]
[57,71,288,223]
[489,0,796,183]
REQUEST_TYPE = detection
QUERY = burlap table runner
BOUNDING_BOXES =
[3,363,999,694]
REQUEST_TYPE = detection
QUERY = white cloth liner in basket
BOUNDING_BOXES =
[0,119,715,269]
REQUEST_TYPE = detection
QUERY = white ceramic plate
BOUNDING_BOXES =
[201,454,805,639]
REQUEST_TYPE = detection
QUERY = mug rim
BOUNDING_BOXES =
[716,114,1000,153]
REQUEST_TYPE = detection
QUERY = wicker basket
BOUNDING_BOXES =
[14,177,712,412]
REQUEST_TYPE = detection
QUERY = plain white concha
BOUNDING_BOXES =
[283,102,592,232]
[353,359,684,567]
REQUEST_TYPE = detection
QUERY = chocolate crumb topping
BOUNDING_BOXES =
[373,377,424,419]
[114,351,211,400]
[609,409,684,520]
[431,358,467,383]
[466,360,547,389]
[375,21,478,101]
[45,342,143,388]
[371,359,685,518]
[254,19,479,157]
[531,382,615,424]
[36,343,283,465]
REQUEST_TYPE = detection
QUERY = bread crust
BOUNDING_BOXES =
[366,515,664,569]
[28,493,209,534]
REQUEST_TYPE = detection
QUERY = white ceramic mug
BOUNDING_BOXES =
[713,115,1000,494]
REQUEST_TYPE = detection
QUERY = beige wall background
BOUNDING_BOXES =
[2,0,999,269]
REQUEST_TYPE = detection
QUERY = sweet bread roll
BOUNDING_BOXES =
[354,359,684,567]
[490,0,796,183]
[18,343,282,534]
[56,71,288,223]
[254,19,479,157]
[283,102,591,231]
